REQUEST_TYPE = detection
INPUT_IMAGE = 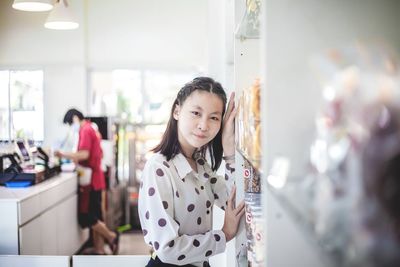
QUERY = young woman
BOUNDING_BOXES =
[138,77,245,267]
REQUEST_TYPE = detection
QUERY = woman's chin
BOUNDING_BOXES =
[189,140,208,149]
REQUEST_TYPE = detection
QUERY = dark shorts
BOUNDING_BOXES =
[78,187,103,228]
[146,256,209,267]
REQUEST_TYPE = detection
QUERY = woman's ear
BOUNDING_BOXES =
[173,105,180,120]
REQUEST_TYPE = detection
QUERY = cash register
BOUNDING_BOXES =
[0,141,60,187]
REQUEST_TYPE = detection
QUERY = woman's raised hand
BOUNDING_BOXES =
[222,92,237,157]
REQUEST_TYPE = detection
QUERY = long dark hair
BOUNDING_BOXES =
[152,77,227,171]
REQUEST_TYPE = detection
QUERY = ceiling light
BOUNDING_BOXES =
[12,0,53,12]
[44,0,79,30]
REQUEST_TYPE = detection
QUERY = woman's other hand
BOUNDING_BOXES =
[222,185,245,242]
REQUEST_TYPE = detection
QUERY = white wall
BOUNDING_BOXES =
[86,0,207,69]
[0,0,209,146]
[264,0,400,177]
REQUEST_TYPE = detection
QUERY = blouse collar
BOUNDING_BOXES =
[171,153,211,184]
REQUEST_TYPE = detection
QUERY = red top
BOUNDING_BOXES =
[78,121,105,190]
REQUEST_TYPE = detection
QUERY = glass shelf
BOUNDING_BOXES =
[235,0,261,40]
[267,175,400,267]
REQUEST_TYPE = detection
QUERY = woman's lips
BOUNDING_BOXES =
[193,133,207,139]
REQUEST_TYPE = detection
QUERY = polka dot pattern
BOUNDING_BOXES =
[148,187,155,196]
[193,239,200,247]
[162,201,168,209]
[214,234,221,241]
[158,219,167,227]
[178,255,185,261]
[156,168,164,176]
[187,204,195,212]
[140,154,230,260]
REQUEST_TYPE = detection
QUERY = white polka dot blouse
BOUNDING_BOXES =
[138,152,236,266]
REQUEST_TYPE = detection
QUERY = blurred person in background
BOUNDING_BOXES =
[55,108,119,255]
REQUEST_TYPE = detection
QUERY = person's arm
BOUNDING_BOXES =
[55,150,89,163]
[138,159,226,265]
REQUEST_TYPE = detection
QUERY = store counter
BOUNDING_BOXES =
[0,172,88,255]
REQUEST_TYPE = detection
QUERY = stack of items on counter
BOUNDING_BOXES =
[237,78,264,267]
[307,43,400,266]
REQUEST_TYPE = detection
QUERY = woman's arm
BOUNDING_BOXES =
[138,158,227,265]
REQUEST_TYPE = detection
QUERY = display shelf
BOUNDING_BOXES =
[235,0,261,40]
[236,147,261,174]
[267,179,338,267]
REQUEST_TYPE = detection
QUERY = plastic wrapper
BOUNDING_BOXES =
[244,193,264,267]
[237,78,261,168]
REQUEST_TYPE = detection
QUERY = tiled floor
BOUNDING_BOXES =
[80,231,151,256]
[118,231,151,255]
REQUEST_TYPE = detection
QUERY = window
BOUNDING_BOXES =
[89,69,197,123]
[0,70,44,141]
[89,69,198,181]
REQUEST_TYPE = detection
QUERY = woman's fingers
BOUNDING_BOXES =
[235,200,245,216]
[227,185,236,210]
[237,205,245,217]
[224,92,235,124]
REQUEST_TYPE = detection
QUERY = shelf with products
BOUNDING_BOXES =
[241,156,264,267]
[236,78,261,171]
[236,77,264,267]
[124,123,164,229]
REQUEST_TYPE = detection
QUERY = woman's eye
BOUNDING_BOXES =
[211,117,220,121]
[191,111,201,116]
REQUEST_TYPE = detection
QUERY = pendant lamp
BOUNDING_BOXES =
[44,0,79,30]
[12,0,53,12]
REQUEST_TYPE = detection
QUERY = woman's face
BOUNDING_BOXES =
[174,90,224,156]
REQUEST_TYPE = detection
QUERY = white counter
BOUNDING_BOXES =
[0,172,88,255]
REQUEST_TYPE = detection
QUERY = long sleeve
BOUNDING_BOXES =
[209,161,236,210]
[138,156,227,265]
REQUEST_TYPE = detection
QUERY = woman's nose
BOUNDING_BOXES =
[197,118,209,131]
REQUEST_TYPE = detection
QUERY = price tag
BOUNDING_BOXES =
[244,168,251,178]
[246,212,252,223]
